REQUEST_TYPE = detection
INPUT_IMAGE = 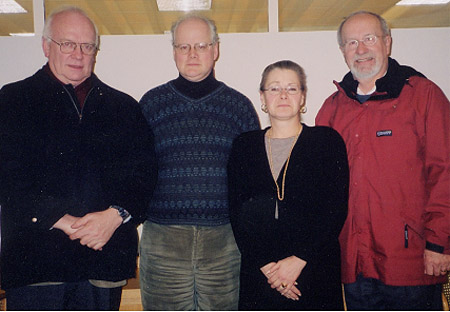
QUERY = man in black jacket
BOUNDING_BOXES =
[0,6,157,310]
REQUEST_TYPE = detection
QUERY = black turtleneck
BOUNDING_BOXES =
[172,71,221,99]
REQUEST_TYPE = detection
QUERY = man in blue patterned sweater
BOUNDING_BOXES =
[139,14,260,310]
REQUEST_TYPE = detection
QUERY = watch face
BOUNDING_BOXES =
[110,205,130,222]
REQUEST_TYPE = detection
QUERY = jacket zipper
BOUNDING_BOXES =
[62,85,94,121]
[404,224,408,248]
[404,223,425,248]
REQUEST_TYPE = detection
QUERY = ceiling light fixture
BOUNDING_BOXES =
[9,32,34,36]
[0,0,27,13]
[396,0,450,5]
[156,0,211,11]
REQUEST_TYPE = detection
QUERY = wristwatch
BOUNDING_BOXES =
[109,205,132,224]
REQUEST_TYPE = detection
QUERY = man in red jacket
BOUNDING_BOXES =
[316,10,449,310]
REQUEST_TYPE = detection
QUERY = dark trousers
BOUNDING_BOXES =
[344,274,442,310]
[5,280,122,311]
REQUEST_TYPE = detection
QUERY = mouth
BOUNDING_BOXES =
[68,64,84,70]
[355,56,374,63]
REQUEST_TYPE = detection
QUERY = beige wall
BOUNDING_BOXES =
[1,27,449,127]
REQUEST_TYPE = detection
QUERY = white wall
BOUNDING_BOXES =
[1,27,449,127]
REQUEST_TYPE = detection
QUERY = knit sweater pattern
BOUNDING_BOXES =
[140,80,260,226]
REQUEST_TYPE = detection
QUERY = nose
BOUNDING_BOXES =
[188,47,198,58]
[355,40,368,54]
[72,44,84,59]
[279,88,289,98]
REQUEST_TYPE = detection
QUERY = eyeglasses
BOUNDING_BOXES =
[262,85,301,95]
[47,37,98,55]
[342,35,384,51]
[173,42,214,55]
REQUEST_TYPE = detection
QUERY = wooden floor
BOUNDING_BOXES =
[120,271,143,311]
[0,276,142,311]
[0,289,5,311]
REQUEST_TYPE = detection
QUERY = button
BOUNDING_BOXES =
[31,217,37,223]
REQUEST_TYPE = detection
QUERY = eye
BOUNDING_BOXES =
[82,43,96,53]
[287,86,299,93]
[196,43,208,51]
[346,40,358,48]
[269,86,281,93]
[62,41,76,49]
[364,35,377,45]
[177,44,190,52]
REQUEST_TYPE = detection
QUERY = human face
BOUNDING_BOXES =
[340,13,391,84]
[42,11,97,87]
[260,68,305,123]
[173,18,218,82]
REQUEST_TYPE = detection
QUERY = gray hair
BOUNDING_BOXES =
[337,11,391,47]
[171,14,219,45]
[43,6,99,47]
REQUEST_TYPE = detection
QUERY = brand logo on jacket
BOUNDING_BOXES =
[376,130,392,137]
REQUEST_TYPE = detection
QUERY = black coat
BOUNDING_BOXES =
[0,66,157,289]
[228,125,349,310]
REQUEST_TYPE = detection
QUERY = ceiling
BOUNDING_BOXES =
[1,0,449,36]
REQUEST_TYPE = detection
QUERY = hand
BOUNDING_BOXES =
[52,214,81,236]
[260,256,306,300]
[424,249,450,276]
[69,208,123,251]
[261,262,299,300]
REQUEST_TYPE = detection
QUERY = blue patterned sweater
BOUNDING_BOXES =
[140,75,260,226]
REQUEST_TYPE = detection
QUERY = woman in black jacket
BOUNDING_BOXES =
[228,60,349,310]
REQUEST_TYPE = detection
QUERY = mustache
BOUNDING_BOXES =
[353,53,374,62]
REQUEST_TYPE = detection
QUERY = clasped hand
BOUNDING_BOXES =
[52,208,123,251]
[260,255,307,301]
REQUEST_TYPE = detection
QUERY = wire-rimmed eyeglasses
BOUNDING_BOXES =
[47,37,98,55]
[262,85,301,96]
[173,42,214,55]
[342,34,384,51]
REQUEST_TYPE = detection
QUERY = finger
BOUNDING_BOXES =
[71,217,89,229]
[283,289,299,300]
[69,227,90,240]
[424,263,433,276]
[291,285,302,296]
[90,242,104,251]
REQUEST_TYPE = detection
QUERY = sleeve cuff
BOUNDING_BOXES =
[425,241,444,253]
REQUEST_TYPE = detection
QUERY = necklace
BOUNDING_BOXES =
[267,126,302,201]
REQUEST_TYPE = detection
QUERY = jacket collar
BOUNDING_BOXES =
[338,57,426,101]
[40,63,101,90]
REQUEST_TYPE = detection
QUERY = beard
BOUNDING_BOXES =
[349,53,383,81]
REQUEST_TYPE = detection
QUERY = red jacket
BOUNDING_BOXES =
[316,58,449,286]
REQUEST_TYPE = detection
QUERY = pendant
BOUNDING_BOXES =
[275,200,279,220]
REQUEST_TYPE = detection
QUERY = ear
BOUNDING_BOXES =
[213,43,219,61]
[259,91,266,106]
[300,93,305,106]
[42,37,50,58]
[384,35,392,56]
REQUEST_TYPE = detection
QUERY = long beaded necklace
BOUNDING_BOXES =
[267,126,302,201]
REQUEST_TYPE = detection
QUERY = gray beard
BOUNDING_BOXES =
[350,62,382,81]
